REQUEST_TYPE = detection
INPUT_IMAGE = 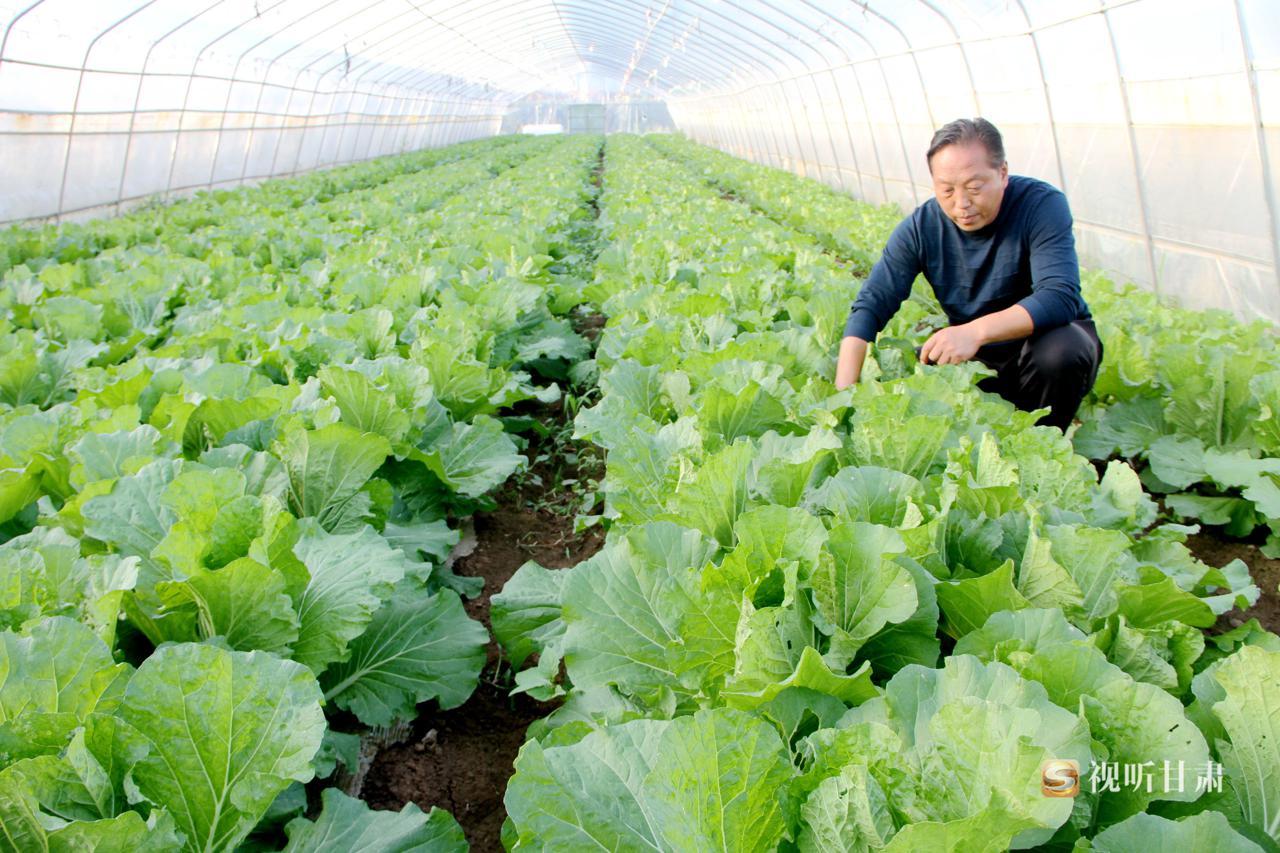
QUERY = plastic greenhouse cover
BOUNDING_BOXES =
[1,0,1278,320]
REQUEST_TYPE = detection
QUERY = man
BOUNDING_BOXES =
[834,117,1102,431]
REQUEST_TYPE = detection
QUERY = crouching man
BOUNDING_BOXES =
[834,117,1103,431]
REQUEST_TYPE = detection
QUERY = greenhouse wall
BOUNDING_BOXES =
[668,0,1280,324]
[0,1,501,224]
[3,0,1278,324]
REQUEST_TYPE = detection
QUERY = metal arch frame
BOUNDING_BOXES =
[378,27,750,103]
[345,0,827,166]
[400,0,556,88]
[804,68,852,189]
[786,4,891,195]
[423,0,825,99]
[161,0,295,200]
[878,0,983,194]
[115,0,230,216]
[1232,0,1280,299]
[873,2,938,128]
[825,67,869,199]
[762,0,885,189]
[555,0,825,97]
[278,3,407,175]
[180,0,495,188]
[580,0,828,164]
[669,0,992,206]
[353,0,814,101]
[913,0,981,115]
[1009,0,1068,193]
[696,0,842,175]
[0,0,47,72]
[697,0,923,201]
[328,0,559,102]
[305,2,548,101]
[791,0,929,206]
[684,0,1154,186]
[198,0,496,185]
[614,0,840,176]
[272,10,463,172]
[673,1,895,204]
[374,24,691,97]
[300,1,543,163]
[205,0,355,190]
[17,0,1264,305]
[670,1,880,195]
[266,0,447,179]
[324,3,554,161]
[616,0,670,96]
[698,1,1143,102]
[238,0,418,185]
[50,2,160,221]
[2,0,937,218]
[1098,0,1159,292]
[818,62,889,203]
[549,0,588,78]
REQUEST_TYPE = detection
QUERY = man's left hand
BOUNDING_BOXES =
[919,323,982,365]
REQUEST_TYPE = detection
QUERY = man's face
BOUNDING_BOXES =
[929,141,1009,232]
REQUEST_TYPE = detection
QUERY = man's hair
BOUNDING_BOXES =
[927,118,1005,170]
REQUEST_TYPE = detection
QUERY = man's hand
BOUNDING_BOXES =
[918,305,1036,365]
[835,336,869,389]
[919,323,982,365]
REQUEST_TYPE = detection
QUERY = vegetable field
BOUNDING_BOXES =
[1,133,1278,853]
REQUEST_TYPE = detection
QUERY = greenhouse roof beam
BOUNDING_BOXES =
[549,0,589,75]
[1233,0,1280,297]
[676,0,922,205]
[236,0,423,188]
[351,0,804,101]
[379,29,688,96]
[307,1,541,101]
[350,0,829,101]
[310,1,586,99]
[161,0,292,198]
[258,0,486,180]
[55,0,160,219]
[539,0,827,97]
[0,0,44,72]
[1009,0,1067,196]
[1099,0,1159,294]
[372,5,780,99]
[693,0,1140,104]
[115,0,230,216]
[398,0,558,93]
[208,0,360,191]
[911,0,981,115]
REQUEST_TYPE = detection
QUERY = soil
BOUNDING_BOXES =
[572,310,607,344]
[1186,528,1280,635]
[361,397,606,852]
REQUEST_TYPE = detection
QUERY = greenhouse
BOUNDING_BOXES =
[1,1,1278,851]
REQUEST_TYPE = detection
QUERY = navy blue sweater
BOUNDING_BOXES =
[843,175,1091,343]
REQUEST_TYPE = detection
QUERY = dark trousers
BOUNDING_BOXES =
[974,318,1103,431]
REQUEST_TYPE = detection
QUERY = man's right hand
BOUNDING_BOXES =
[834,336,869,390]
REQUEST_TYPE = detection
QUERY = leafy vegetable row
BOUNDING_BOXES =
[495,136,1278,852]
[649,132,1280,561]
[0,134,527,275]
[0,134,605,851]
[1076,276,1280,558]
